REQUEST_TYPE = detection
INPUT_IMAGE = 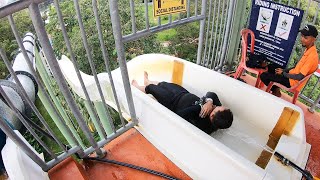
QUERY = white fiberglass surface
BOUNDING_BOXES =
[58,54,307,179]
[212,116,270,163]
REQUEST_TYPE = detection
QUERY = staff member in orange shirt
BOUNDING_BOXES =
[260,24,319,97]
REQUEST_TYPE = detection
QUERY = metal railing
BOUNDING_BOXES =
[221,0,320,111]
[0,0,319,173]
[0,0,140,171]
[0,0,208,172]
[199,0,236,70]
[274,0,320,111]
[122,0,207,43]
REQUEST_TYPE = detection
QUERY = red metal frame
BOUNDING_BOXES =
[265,73,314,104]
[234,29,267,87]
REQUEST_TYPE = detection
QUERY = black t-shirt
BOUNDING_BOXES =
[173,92,221,134]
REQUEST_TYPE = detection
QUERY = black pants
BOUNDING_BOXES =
[260,63,291,90]
[0,130,6,171]
[145,82,189,110]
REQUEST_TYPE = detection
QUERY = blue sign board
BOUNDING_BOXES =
[248,0,304,68]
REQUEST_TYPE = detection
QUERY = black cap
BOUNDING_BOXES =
[299,25,318,38]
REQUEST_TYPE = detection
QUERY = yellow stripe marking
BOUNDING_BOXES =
[171,60,184,86]
[255,107,300,169]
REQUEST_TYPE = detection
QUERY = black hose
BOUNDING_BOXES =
[85,157,181,180]
[20,112,53,140]
[274,152,313,180]
[19,111,83,159]
[17,107,180,179]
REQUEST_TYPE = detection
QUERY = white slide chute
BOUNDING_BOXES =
[59,54,310,180]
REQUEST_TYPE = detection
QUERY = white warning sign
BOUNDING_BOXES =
[256,7,274,33]
[275,12,294,40]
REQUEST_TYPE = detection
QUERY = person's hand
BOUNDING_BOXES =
[275,68,283,75]
[199,100,214,118]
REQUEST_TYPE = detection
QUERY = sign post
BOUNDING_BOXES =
[153,0,187,17]
[248,0,304,68]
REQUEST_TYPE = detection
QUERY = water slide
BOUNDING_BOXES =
[0,33,49,179]
[59,53,310,179]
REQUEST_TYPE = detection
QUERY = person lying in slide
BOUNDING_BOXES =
[132,72,233,134]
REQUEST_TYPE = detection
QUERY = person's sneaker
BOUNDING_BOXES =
[272,88,281,97]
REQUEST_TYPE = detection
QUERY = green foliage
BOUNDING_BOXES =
[0,10,34,79]
[46,0,161,74]
[23,130,44,154]
[301,76,320,101]
[167,22,200,62]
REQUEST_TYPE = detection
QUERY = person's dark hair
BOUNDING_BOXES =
[211,109,233,131]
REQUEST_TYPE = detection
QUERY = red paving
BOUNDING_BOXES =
[84,128,191,180]
[238,73,320,178]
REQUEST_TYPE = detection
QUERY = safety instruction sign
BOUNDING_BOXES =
[249,0,304,68]
[153,0,186,17]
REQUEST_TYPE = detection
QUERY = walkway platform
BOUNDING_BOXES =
[49,128,191,180]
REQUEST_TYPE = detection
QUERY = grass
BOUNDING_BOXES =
[146,4,180,41]
[157,29,177,41]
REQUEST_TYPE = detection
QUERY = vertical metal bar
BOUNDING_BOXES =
[307,81,317,98]
[109,0,138,124]
[309,79,320,113]
[216,0,234,70]
[45,146,81,170]
[82,121,135,156]
[92,0,126,127]
[130,0,137,33]
[158,16,161,26]
[53,0,112,137]
[187,0,190,18]
[302,0,312,25]
[28,3,104,157]
[36,49,85,148]
[279,0,282,4]
[288,0,291,6]
[169,14,172,24]
[201,0,213,66]
[213,0,227,69]
[209,0,223,68]
[195,0,198,16]
[8,15,72,151]
[287,0,311,67]
[205,0,218,67]
[0,85,56,158]
[178,13,181,20]
[145,0,150,29]
[73,0,115,137]
[297,0,301,8]
[245,0,252,27]
[212,0,227,69]
[312,3,320,24]
[225,0,245,67]
[224,0,237,66]
[196,0,207,64]
[0,88,54,156]
[0,115,49,171]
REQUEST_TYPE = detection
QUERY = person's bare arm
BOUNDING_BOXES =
[275,68,304,80]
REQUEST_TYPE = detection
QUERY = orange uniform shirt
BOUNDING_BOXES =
[289,45,319,90]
